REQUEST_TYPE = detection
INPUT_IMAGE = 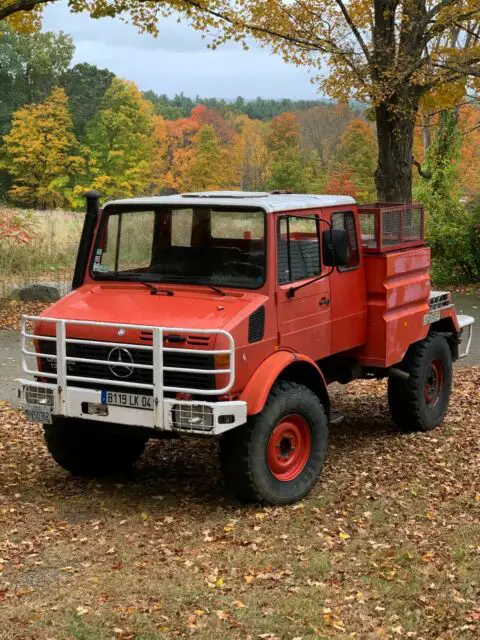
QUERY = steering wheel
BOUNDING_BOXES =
[225,260,264,279]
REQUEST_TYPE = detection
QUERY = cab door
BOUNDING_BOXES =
[276,213,332,360]
[324,208,367,354]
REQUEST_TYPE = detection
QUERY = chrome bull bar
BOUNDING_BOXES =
[20,316,235,429]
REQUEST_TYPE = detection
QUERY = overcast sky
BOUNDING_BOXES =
[42,3,324,100]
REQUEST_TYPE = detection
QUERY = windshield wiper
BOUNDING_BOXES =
[203,284,226,296]
[138,281,174,296]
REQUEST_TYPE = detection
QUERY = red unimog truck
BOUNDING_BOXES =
[18,191,474,505]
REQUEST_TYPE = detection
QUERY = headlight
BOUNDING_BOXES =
[172,404,214,432]
[25,385,54,407]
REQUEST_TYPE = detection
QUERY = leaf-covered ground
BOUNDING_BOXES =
[0,300,49,331]
[0,371,479,640]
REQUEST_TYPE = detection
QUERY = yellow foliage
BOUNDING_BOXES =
[3,87,84,208]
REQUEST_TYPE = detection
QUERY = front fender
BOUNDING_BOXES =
[239,350,328,416]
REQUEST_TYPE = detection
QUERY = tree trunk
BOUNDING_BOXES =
[374,97,419,203]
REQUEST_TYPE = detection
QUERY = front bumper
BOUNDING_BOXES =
[18,380,247,436]
[457,314,474,358]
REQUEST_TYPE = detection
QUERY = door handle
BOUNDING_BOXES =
[319,297,330,306]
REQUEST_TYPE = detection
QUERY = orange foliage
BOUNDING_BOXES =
[267,112,301,152]
[191,104,234,144]
[327,164,358,198]
[458,105,480,199]
[163,116,200,190]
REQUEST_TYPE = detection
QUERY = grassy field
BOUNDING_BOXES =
[0,370,479,639]
[0,208,83,297]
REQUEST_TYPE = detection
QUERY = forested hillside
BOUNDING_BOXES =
[1,26,480,283]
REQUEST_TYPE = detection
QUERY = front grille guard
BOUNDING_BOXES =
[21,316,235,427]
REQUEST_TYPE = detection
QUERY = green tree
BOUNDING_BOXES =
[83,79,156,198]
[0,26,74,134]
[61,63,115,140]
[415,111,477,283]
[3,87,83,208]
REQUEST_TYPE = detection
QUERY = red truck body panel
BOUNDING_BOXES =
[353,247,431,367]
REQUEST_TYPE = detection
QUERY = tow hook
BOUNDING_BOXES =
[388,367,410,380]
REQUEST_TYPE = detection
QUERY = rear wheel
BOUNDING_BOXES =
[44,418,148,476]
[219,381,329,505]
[388,332,452,432]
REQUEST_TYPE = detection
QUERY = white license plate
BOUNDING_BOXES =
[24,405,52,423]
[101,390,153,410]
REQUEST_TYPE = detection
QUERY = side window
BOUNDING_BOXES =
[332,211,359,270]
[277,216,320,284]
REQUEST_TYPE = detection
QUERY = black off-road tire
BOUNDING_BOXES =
[43,418,148,476]
[388,332,452,432]
[219,381,329,505]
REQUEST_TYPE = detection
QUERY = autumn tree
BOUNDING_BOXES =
[148,114,169,193]
[337,119,377,201]
[298,104,355,172]
[458,103,480,199]
[163,116,200,191]
[191,104,234,144]
[3,87,83,208]
[183,124,236,191]
[83,78,155,198]
[267,112,309,192]
[327,164,358,199]
[232,114,270,190]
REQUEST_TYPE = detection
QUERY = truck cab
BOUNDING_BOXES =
[18,191,474,504]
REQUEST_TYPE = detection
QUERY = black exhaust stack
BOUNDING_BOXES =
[72,190,101,290]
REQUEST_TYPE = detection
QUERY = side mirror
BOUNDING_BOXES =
[322,228,349,267]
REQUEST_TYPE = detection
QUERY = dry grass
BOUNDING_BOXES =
[0,369,479,639]
[0,207,82,298]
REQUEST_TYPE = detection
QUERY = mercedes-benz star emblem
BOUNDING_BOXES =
[108,347,134,378]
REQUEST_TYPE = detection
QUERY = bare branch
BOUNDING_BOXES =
[333,0,371,63]
[431,61,480,78]
[0,0,50,21]
[462,123,480,136]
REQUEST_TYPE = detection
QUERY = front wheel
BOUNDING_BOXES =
[219,381,329,505]
[44,418,148,476]
[388,332,453,432]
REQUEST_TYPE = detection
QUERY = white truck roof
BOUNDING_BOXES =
[107,191,356,213]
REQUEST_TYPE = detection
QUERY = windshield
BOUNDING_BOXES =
[91,205,266,289]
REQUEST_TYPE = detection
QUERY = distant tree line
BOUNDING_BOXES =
[142,91,357,122]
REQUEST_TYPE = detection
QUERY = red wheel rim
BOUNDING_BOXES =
[267,414,311,481]
[424,358,443,408]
